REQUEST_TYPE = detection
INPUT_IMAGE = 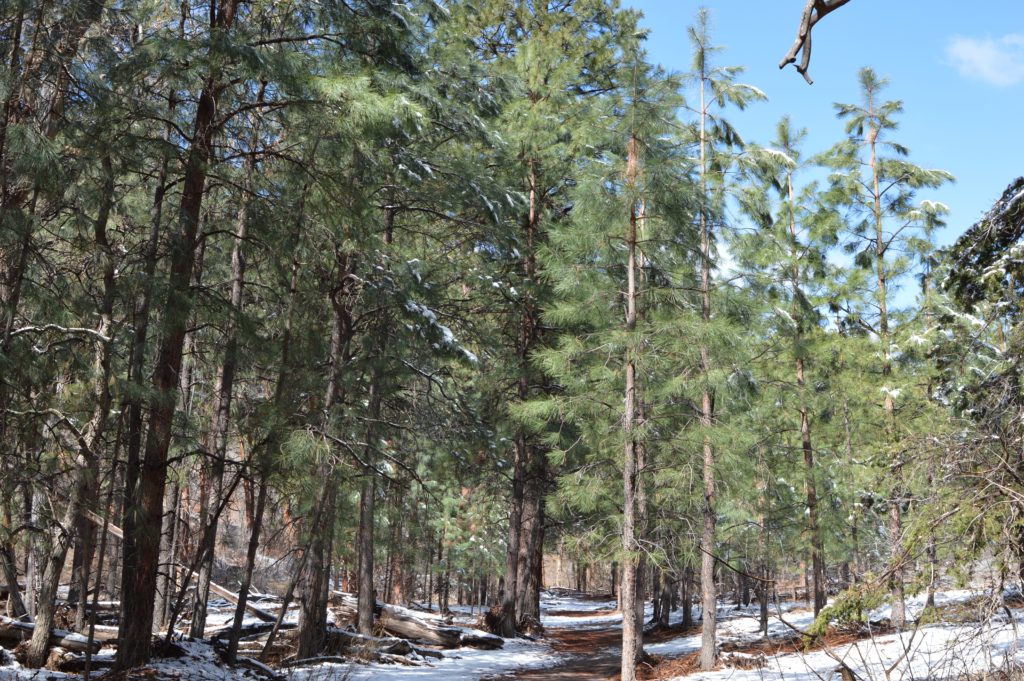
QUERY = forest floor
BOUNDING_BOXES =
[479,588,1024,681]
[2,589,1024,680]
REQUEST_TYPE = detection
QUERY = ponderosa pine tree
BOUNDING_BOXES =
[682,10,765,668]
[532,44,696,679]
[444,0,637,636]
[736,116,842,616]
[820,67,951,629]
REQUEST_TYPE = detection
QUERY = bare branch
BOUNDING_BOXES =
[780,0,854,84]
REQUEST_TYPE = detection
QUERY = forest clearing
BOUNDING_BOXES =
[2,0,1024,679]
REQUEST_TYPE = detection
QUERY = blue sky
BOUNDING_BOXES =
[625,0,1024,249]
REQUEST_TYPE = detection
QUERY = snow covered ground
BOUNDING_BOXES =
[2,589,1023,680]
[657,591,1024,681]
[297,636,553,681]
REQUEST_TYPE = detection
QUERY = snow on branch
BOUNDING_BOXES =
[10,324,112,343]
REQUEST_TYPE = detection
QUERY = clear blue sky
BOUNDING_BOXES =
[625,0,1024,248]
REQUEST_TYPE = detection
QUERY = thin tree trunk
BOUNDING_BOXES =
[756,447,770,636]
[620,133,643,681]
[226,469,268,663]
[633,398,648,658]
[153,484,176,631]
[516,456,545,630]
[681,566,692,630]
[786,169,825,617]
[83,451,116,681]
[297,249,353,658]
[357,374,383,636]
[497,436,526,636]
[519,491,544,629]
[356,199,396,635]
[869,108,905,629]
[25,155,116,667]
[23,468,87,667]
[191,138,256,638]
[698,60,718,672]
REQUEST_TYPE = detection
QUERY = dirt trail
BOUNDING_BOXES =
[483,623,622,681]
[484,609,697,681]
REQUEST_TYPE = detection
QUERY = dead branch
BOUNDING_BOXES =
[780,0,854,84]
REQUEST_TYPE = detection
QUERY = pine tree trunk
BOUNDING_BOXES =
[298,249,352,657]
[153,484,179,631]
[191,149,254,638]
[0,192,39,607]
[357,376,383,636]
[24,467,87,667]
[225,470,268,663]
[516,457,544,629]
[786,170,825,617]
[681,566,692,630]
[522,495,544,626]
[652,570,661,624]
[120,95,173,622]
[657,571,671,628]
[298,479,336,658]
[497,436,525,636]
[798,360,825,615]
[115,4,239,668]
[357,200,394,634]
[158,238,205,635]
[754,443,770,635]
[698,67,717,671]
[620,134,643,681]
[869,115,905,630]
[498,158,543,638]
[633,402,648,657]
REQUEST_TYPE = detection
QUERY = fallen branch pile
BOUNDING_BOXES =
[331,591,504,650]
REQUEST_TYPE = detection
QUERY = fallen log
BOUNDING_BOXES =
[207,621,295,641]
[234,656,283,680]
[379,652,428,666]
[40,650,115,674]
[331,592,503,650]
[412,645,444,660]
[82,624,119,642]
[280,626,416,658]
[281,655,351,668]
[0,617,101,654]
[83,510,277,624]
[207,581,276,623]
[328,628,413,656]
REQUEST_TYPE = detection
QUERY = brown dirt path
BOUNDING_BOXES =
[483,617,698,681]
[482,624,622,681]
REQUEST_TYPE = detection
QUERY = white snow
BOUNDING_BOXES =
[312,637,553,681]
[3,589,1021,681]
